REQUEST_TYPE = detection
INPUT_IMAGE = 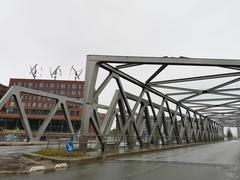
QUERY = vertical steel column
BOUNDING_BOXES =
[79,59,99,151]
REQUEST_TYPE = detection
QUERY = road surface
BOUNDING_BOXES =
[0,145,46,155]
[3,140,240,180]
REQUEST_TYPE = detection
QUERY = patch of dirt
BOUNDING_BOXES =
[0,155,35,172]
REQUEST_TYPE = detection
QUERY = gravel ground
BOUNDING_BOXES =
[0,155,36,177]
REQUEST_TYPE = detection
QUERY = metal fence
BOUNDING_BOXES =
[44,135,221,153]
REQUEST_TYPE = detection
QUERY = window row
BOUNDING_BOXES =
[14,81,82,90]
[9,101,83,110]
[5,108,81,117]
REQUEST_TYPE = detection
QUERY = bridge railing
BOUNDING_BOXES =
[75,134,223,153]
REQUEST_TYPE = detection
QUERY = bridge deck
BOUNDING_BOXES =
[7,140,240,180]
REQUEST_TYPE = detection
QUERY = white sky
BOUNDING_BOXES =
[1,1,240,134]
[1,0,240,86]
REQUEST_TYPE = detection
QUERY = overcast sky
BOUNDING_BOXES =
[1,0,240,134]
[1,0,240,86]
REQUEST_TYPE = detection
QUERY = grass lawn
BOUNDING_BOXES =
[34,148,86,157]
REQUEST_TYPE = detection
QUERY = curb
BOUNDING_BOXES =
[0,142,56,146]
[104,141,223,160]
[23,141,224,165]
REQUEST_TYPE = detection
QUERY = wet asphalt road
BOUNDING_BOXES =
[0,144,65,155]
[0,145,47,155]
[3,140,240,180]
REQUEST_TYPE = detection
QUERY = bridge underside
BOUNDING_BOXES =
[81,55,240,151]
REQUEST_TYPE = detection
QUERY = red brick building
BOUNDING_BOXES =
[0,83,8,99]
[0,79,84,136]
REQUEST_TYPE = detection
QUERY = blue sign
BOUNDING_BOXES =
[66,141,74,153]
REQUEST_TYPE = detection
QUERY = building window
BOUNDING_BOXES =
[50,90,54,94]
[68,105,73,109]
[70,111,74,116]
[43,103,47,108]
[34,83,38,89]
[17,82,22,86]
[29,83,33,88]
[72,84,76,90]
[79,98,83,103]
[61,90,65,95]
[50,83,55,89]
[78,84,82,90]
[39,83,44,89]
[61,84,66,89]
[72,90,76,95]
[37,96,42,101]
[38,103,42,108]
[67,84,71,89]
[56,83,59,88]
[66,90,70,95]
[10,102,15,107]
[76,111,80,116]
[32,103,36,107]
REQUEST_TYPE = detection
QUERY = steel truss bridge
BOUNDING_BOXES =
[2,55,240,151]
[0,86,80,141]
[80,55,240,151]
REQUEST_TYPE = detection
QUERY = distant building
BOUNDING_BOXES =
[0,83,8,99]
[237,127,240,138]
[0,78,102,139]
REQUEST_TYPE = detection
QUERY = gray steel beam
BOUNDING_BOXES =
[150,72,240,85]
[88,55,240,67]
[100,91,120,137]
[15,94,34,141]
[185,97,240,102]
[62,102,75,135]
[167,91,240,98]
[146,91,165,144]
[151,84,199,92]
[145,65,168,84]
[116,63,142,69]
[196,99,240,111]
[99,63,204,117]
[93,73,114,101]
[35,101,60,140]
[180,77,240,102]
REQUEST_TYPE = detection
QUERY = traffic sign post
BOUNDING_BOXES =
[65,141,74,153]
